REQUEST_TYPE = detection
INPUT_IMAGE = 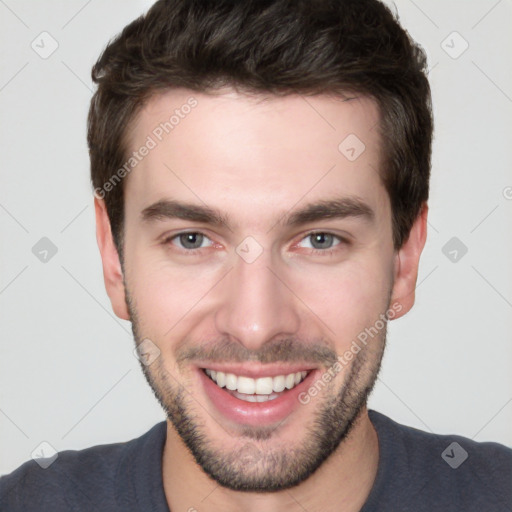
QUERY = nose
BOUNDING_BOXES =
[214,249,301,352]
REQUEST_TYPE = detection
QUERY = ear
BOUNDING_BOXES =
[390,203,428,320]
[94,197,130,320]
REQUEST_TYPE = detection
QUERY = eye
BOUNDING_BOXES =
[164,232,214,252]
[297,232,345,254]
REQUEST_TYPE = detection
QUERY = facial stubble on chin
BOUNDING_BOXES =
[124,286,387,492]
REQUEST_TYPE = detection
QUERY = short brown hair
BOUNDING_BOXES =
[88,0,433,255]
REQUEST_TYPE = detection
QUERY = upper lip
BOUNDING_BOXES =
[197,362,316,379]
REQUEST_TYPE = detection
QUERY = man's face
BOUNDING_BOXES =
[117,89,398,491]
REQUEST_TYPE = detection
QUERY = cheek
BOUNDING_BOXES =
[126,247,229,345]
[290,258,393,344]
[126,233,394,350]
[126,252,199,335]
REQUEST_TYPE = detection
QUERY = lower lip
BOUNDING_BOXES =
[199,369,317,427]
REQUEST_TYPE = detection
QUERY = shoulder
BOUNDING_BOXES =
[0,422,167,512]
[1,442,122,511]
[366,410,512,511]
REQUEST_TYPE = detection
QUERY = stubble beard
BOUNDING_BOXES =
[126,288,387,492]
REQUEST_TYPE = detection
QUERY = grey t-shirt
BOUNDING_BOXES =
[1,409,511,511]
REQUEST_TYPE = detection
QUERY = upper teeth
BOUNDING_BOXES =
[205,369,308,395]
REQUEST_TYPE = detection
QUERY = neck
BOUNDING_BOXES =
[162,406,379,512]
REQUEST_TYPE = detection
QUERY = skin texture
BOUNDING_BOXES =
[95,88,428,512]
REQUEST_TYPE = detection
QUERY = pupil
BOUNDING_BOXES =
[312,233,332,249]
[181,233,203,249]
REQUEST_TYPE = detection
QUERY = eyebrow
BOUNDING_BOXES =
[140,196,375,230]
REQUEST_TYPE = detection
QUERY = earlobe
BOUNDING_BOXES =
[390,203,428,320]
[94,197,130,320]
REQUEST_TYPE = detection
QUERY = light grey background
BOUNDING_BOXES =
[1,0,511,475]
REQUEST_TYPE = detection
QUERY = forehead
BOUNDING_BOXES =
[123,88,388,230]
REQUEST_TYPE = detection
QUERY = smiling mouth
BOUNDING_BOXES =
[202,368,310,403]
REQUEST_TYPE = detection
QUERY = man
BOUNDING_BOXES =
[1,0,511,510]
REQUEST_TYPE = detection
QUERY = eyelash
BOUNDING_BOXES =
[295,231,347,257]
[161,231,348,257]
